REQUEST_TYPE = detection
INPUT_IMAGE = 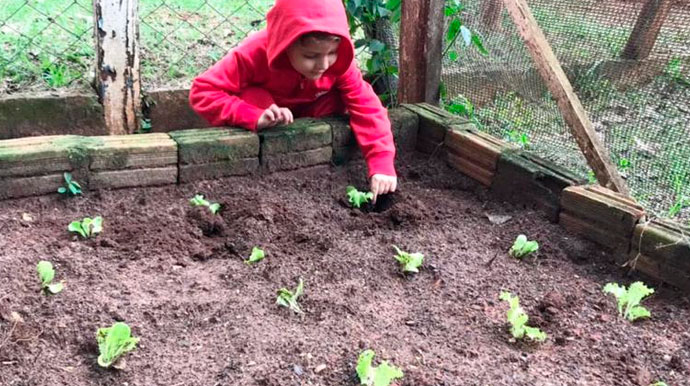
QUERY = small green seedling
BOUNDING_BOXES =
[603,281,654,322]
[392,245,424,273]
[650,381,668,386]
[68,216,103,238]
[356,349,404,386]
[97,322,140,368]
[57,172,82,196]
[509,234,539,258]
[246,247,265,265]
[189,194,221,214]
[499,291,547,342]
[276,278,304,313]
[346,185,373,208]
[36,261,64,294]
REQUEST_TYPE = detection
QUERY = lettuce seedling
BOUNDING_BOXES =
[509,234,539,258]
[189,194,221,214]
[499,291,547,342]
[246,246,265,265]
[97,322,140,368]
[36,260,64,294]
[57,172,82,196]
[356,349,404,386]
[68,216,103,238]
[603,281,654,322]
[392,245,424,273]
[346,185,373,208]
[276,278,304,313]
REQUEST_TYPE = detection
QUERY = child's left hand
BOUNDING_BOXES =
[370,174,397,203]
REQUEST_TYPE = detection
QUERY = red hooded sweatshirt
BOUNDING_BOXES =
[189,0,396,177]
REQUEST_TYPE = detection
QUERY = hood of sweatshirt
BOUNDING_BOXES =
[265,0,354,77]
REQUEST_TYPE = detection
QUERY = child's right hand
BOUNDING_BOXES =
[257,104,294,130]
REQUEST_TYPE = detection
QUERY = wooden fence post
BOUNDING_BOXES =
[621,0,673,60]
[502,0,630,195]
[398,0,445,105]
[481,0,505,31]
[94,0,141,135]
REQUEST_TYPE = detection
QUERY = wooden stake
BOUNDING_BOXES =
[398,0,445,105]
[481,0,505,31]
[621,0,673,60]
[94,0,141,135]
[502,0,630,195]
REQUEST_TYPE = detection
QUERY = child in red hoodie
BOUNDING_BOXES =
[189,0,396,200]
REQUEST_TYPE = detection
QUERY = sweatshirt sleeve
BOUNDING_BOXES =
[189,50,265,131]
[336,62,397,177]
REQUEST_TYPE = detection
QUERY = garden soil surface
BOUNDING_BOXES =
[1,153,689,386]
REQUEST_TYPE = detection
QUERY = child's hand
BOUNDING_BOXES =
[257,104,294,130]
[370,174,397,203]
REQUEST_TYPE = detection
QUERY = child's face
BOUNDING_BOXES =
[286,38,340,80]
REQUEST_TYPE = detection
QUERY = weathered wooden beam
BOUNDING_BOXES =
[502,0,630,195]
[481,0,505,31]
[398,0,445,105]
[94,0,141,135]
[621,0,673,60]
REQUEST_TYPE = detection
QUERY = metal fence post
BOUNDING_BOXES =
[94,0,141,135]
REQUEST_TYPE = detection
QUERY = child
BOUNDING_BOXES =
[189,0,397,201]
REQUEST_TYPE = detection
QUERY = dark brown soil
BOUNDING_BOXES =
[1,153,689,386]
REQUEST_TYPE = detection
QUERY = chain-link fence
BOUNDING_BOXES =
[139,0,272,90]
[0,0,272,95]
[0,0,94,95]
[443,0,690,222]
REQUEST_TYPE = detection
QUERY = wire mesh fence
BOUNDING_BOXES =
[139,0,273,90]
[0,0,273,95]
[442,0,690,222]
[0,0,94,95]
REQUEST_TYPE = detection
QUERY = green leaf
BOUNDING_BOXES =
[500,291,547,342]
[447,19,461,42]
[354,39,367,49]
[190,194,210,207]
[59,172,82,196]
[603,281,654,321]
[276,278,304,313]
[36,260,55,286]
[208,203,221,214]
[368,39,385,53]
[91,216,103,235]
[47,281,64,294]
[356,349,375,384]
[97,322,140,368]
[524,326,547,342]
[356,349,404,386]
[471,33,489,55]
[346,185,374,208]
[374,362,404,386]
[448,50,459,62]
[246,247,265,265]
[460,25,472,47]
[392,245,424,273]
[509,234,538,258]
[68,221,87,238]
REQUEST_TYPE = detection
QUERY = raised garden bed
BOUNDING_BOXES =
[1,105,689,385]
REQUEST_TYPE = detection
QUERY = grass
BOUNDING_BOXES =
[0,0,94,94]
[0,0,273,94]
